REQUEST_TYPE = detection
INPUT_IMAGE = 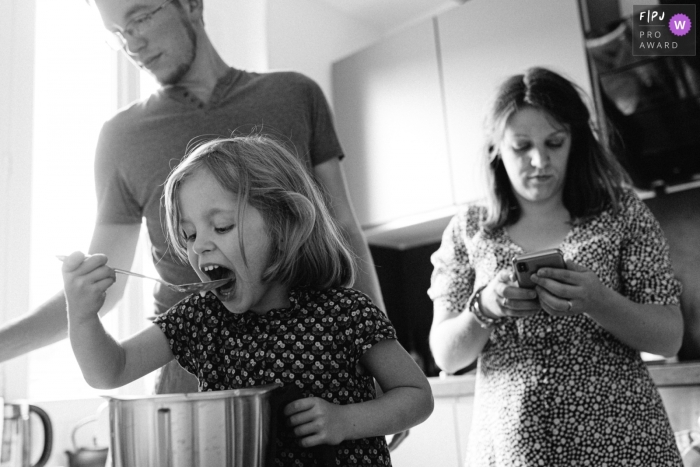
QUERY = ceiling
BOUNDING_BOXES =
[316,0,463,34]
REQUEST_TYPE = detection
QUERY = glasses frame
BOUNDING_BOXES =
[105,0,176,50]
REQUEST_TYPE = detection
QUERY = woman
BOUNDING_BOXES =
[429,67,683,465]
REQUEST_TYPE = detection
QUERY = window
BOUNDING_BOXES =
[28,0,157,399]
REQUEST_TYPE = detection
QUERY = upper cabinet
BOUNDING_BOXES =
[332,19,454,229]
[332,0,591,240]
[438,0,591,204]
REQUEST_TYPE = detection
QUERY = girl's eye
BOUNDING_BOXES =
[181,230,195,242]
[214,225,234,234]
[547,140,565,148]
[513,144,531,152]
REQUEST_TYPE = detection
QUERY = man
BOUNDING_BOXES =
[0,0,384,393]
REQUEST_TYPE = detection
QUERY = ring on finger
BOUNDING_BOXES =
[566,300,573,312]
[501,297,508,307]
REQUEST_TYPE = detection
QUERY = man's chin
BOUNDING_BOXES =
[154,63,192,87]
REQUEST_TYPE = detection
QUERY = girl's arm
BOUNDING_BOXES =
[284,339,434,447]
[532,262,683,357]
[63,251,174,389]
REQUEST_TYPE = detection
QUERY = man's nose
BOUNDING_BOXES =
[123,33,147,56]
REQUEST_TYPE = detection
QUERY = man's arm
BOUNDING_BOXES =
[313,158,385,312]
[0,223,141,362]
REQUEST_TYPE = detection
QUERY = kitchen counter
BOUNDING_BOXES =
[648,361,700,386]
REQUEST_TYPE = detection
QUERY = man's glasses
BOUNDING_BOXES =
[104,0,175,50]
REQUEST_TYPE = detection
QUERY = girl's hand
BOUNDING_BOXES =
[284,397,346,447]
[481,270,540,319]
[61,251,116,322]
[530,260,606,317]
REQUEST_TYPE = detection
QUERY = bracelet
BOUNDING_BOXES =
[468,286,500,329]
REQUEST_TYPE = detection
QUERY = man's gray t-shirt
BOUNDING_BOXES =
[94,68,344,315]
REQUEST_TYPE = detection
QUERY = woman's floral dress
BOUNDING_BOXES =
[429,189,683,466]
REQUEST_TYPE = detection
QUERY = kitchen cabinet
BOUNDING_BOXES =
[332,19,454,228]
[332,0,593,243]
[437,0,591,204]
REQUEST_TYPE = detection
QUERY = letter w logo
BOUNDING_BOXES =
[674,20,686,30]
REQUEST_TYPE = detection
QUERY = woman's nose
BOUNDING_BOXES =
[529,147,550,168]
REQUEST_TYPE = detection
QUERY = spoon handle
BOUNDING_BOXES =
[57,256,168,287]
[112,268,167,285]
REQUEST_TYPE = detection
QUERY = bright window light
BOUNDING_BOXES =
[28,0,119,400]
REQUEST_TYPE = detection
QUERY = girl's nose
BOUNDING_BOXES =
[192,235,214,256]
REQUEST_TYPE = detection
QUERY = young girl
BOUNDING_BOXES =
[62,135,434,466]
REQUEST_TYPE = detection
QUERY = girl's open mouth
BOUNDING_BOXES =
[201,264,236,298]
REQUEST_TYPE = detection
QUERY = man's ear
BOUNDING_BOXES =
[182,0,204,19]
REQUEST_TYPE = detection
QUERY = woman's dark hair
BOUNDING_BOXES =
[482,67,631,230]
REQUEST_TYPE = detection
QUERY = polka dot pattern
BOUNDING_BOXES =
[155,286,395,466]
[429,189,683,465]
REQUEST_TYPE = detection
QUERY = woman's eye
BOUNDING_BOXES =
[547,140,565,148]
[513,144,530,152]
[181,231,195,242]
[214,225,234,234]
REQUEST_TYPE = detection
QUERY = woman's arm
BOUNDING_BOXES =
[430,270,540,373]
[284,339,434,446]
[533,262,683,357]
[429,298,491,374]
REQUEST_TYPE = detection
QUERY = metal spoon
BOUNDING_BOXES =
[57,255,231,294]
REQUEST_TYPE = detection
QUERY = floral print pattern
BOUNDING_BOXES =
[155,286,396,466]
[429,189,683,466]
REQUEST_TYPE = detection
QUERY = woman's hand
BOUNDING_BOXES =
[61,251,116,323]
[284,397,347,447]
[530,260,606,316]
[481,270,541,319]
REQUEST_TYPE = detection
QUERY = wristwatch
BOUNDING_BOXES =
[468,285,500,329]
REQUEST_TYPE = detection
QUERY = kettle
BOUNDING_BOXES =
[64,411,109,467]
[1,400,53,467]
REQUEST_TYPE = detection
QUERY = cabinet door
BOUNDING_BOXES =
[437,0,592,204]
[332,20,453,228]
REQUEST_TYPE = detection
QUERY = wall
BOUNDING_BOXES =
[203,0,383,106]
[0,0,34,401]
[266,0,382,103]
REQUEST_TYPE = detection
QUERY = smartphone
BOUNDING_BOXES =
[511,248,566,288]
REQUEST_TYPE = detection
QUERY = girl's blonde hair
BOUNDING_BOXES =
[162,134,355,290]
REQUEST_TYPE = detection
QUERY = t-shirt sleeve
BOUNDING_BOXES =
[94,121,143,225]
[346,291,397,362]
[427,210,476,315]
[305,78,345,166]
[153,296,200,376]
[619,192,682,305]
